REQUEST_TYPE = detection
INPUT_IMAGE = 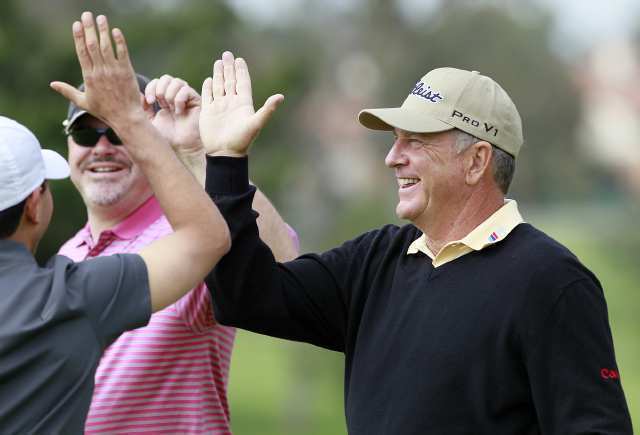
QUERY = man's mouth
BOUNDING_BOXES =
[90,167,119,173]
[397,177,420,189]
[85,162,126,174]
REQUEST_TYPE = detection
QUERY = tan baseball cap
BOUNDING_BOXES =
[358,67,523,157]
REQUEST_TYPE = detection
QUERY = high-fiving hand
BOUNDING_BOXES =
[199,51,284,157]
[50,12,145,134]
[145,75,202,155]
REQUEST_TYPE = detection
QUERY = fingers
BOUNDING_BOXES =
[81,12,103,69]
[145,78,158,105]
[50,81,86,108]
[222,51,236,96]
[147,75,198,114]
[96,15,116,63]
[154,75,173,111]
[174,86,200,115]
[111,27,131,67]
[254,94,284,130]
[72,21,93,73]
[212,60,224,98]
[201,77,213,105]
[165,77,187,111]
[235,57,252,97]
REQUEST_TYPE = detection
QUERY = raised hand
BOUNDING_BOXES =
[146,75,206,184]
[199,51,284,157]
[145,75,202,155]
[50,12,145,132]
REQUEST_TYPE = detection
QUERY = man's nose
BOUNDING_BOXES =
[385,140,407,168]
[92,134,118,154]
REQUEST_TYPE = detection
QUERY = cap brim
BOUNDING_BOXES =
[358,107,453,134]
[63,109,88,133]
[41,149,70,180]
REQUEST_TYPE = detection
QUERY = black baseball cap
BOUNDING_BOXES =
[62,73,160,133]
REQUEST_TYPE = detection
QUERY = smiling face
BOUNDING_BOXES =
[67,115,152,213]
[385,129,467,227]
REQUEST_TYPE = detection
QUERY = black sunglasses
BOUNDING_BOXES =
[68,127,123,147]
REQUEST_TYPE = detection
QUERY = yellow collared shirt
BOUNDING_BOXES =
[406,200,524,267]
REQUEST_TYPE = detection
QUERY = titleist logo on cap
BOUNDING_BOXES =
[410,81,443,103]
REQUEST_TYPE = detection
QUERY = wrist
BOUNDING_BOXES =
[110,109,150,143]
[208,150,247,158]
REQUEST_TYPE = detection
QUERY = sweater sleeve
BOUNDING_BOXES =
[523,277,633,435]
[204,156,352,352]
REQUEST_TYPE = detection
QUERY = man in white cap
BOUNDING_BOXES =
[0,13,231,434]
[199,52,633,434]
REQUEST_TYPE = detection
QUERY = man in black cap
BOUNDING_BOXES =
[57,28,298,435]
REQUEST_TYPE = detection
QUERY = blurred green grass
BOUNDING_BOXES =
[229,333,346,435]
[228,204,639,434]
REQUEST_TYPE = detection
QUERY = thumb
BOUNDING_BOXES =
[50,81,85,107]
[253,93,284,130]
[141,94,155,118]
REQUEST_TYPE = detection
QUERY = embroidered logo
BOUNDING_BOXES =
[451,109,499,138]
[410,81,444,103]
[488,232,499,242]
[600,368,620,380]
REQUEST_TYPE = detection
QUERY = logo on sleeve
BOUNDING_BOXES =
[600,368,620,380]
[410,81,444,103]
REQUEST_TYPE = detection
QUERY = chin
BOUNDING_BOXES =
[395,202,420,222]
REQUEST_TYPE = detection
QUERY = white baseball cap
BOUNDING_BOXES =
[0,116,70,211]
[358,67,524,157]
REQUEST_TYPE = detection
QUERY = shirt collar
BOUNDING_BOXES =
[72,196,163,247]
[111,196,163,240]
[407,200,524,263]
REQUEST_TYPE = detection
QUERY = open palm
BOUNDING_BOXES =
[199,51,283,157]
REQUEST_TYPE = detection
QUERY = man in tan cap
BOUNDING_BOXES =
[199,53,633,434]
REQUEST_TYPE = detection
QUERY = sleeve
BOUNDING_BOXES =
[64,253,151,349]
[523,277,633,435]
[174,224,300,334]
[204,156,359,352]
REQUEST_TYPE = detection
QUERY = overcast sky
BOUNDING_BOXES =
[225,0,640,58]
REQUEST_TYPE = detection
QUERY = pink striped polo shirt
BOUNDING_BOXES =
[59,196,236,434]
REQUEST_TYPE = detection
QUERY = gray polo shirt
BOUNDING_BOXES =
[0,239,151,435]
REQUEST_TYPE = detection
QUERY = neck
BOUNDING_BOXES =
[416,187,504,255]
[86,192,152,240]
[8,228,39,254]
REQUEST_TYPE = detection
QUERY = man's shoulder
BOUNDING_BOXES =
[349,223,419,247]
[505,223,599,286]
[510,223,578,260]
[331,223,419,261]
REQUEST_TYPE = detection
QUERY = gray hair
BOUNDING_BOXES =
[454,130,515,194]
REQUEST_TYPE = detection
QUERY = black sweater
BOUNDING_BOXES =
[205,156,632,435]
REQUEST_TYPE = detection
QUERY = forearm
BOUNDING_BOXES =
[115,115,221,238]
[253,188,299,261]
[176,149,206,187]
[204,156,345,349]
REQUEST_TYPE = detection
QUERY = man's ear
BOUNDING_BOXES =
[464,141,493,186]
[23,187,43,225]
